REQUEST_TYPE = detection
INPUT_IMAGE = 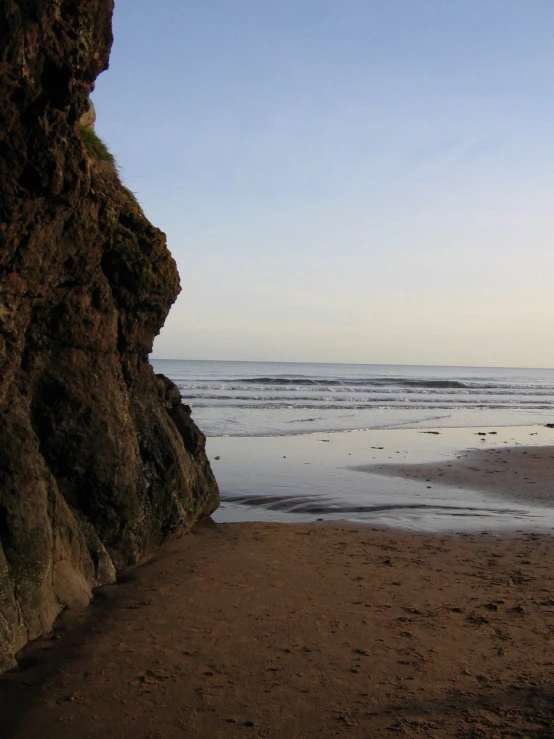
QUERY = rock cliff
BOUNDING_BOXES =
[0,0,219,670]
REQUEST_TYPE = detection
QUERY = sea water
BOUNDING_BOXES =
[151,359,554,437]
[150,359,554,532]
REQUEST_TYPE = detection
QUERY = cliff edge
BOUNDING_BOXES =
[0,0,219,670]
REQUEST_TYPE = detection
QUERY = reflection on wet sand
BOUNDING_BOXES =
[209,425,554,532]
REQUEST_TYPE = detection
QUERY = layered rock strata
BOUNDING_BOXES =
[0,0,219,670]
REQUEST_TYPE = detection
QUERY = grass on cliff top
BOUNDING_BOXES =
[78,125,115,165]
[78,125,143,215]
[121,185,143,214]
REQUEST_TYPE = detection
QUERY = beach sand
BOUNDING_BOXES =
[364,444,554,508]
[1,443,554,738]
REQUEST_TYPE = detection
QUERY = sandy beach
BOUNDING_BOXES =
[2,439,554,739]
[365,444,554,508]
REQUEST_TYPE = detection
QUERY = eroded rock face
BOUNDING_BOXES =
[0,0,219,670]
[79,97,96,130]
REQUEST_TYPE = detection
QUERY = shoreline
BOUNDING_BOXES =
[2,521,554,738]
[210,425,554,532]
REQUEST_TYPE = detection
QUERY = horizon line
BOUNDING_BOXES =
[149,357,554,372]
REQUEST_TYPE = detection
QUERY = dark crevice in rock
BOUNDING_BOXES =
[40,59,73,109]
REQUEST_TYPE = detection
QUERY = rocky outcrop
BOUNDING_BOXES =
[0,0,219,670]
[79,98,96,130]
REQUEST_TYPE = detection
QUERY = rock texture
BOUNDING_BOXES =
[0,0,219,670]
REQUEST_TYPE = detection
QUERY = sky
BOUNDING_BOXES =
[92,1,554,368]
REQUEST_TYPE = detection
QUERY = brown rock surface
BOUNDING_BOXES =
[0,0,218,670]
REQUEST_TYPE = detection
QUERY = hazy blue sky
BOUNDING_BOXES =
[93,1,554,367]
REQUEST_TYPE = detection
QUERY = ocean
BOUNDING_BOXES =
[151,360,554,533]
[151,360,554,437]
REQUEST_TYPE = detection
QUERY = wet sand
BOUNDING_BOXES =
[365,444,554,507]
[211,427,554,531]
[2,516,554,738]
